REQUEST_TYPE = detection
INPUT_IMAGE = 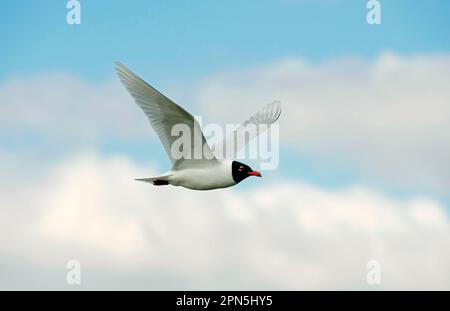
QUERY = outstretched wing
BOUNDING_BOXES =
[213,101,282,159]
[115,62,217,169]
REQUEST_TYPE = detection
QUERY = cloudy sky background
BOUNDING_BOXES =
[1,1,450,289]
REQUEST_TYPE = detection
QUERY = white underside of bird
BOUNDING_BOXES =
[115,62,281,190]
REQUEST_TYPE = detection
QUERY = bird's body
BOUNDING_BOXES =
[148,160,235,190]
[115,62,280,190]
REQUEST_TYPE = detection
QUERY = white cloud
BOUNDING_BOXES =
[195,54,450,194]
[0,73,151,148]
[37,156,148,259]
[0,154,449,290]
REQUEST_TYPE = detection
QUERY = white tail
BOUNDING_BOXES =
[135,172,172,186]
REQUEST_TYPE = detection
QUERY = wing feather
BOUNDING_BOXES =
[115,62,217,169]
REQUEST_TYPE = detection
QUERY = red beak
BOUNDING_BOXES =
[248,171,262,177]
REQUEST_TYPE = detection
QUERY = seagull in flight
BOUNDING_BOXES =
[115,62,281,190]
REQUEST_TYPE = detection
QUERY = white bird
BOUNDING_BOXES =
[115,62,281,190]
